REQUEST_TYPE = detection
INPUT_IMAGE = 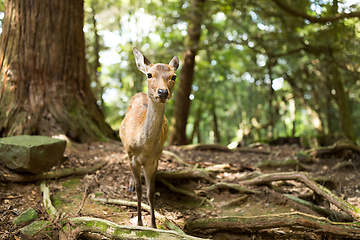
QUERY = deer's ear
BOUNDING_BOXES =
[169,56,179,71]
[133,47,152,74]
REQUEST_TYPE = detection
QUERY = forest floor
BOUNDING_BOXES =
[1,139,360,240]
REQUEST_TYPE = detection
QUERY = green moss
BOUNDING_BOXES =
[135,229,160,238]
[94,191,103,197]
[20,220,51,236]
[114,228,132,235]
[62,178,80,189]
[13,207,38,225]
[51,195,62,208]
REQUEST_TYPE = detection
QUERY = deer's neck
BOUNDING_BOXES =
[142,99,165,142]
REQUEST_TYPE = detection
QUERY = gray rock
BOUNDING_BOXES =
[13,207,37,224]
[0,135,66,174]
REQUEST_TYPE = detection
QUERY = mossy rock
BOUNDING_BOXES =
[0,135,66,174]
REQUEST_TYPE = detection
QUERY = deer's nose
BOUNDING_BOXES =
[157,89,169,100]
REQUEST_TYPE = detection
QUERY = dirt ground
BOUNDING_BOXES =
[0,139,359,239]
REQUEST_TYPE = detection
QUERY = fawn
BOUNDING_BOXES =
[120,47,179,228]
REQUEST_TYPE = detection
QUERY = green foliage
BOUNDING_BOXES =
[82,0,360,145]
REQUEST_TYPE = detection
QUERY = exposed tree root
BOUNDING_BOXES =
[40,181,58,220]
[159,179,214,208]
[156,168,216,184]
[70,217,208,240]
[90,197,186,235]
[255,159,311,171]
[162,150,190,167]
[185,211,360,238]
[219,195,248,208]
[239,172,360,220]
[0,161,107,182]
[306,140,360,157]
[22,183,208,239]
[179,143,232,152]
[283,194,353,222]
[203,163,239,173]
[235,148,271,155]
[201,182,260,194]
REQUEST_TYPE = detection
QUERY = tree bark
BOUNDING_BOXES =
[0,0,116,142]
[169,0,206,145]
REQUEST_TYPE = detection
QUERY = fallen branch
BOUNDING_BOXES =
[70,216,208,240]
[239,172,360,220]
[185,211,360,238]
[0,161,107,182]
[90,197,185,235]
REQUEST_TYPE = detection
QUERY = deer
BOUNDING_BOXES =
[120,47,179,228]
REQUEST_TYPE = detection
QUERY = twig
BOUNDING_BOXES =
[76,178,98,215]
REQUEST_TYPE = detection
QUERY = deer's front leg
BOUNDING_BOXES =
[130,158,143,226]
[144,161,158,228]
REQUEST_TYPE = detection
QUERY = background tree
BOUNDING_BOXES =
[168,0,206,145]
[0,0,116,142]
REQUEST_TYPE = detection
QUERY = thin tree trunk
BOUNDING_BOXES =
[0,0,115,142]
[90,1,104,111]
[332,65,355,142]
[211,101,221,144]
[169,0,206,145]
[285,74,324,134]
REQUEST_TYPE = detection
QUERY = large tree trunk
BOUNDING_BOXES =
[0,0,116,142]
[168,0,205,145]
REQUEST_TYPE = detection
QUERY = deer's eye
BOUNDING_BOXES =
[147,73,152,78]
[171,75,177,81]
